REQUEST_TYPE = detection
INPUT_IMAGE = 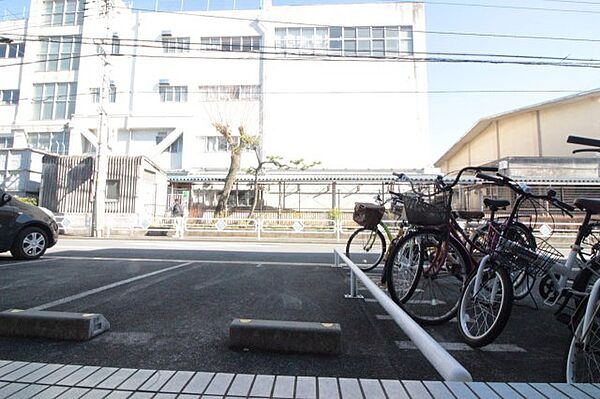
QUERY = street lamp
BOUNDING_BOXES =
[0,37,13,44]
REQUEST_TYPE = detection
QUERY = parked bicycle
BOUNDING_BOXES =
[559,135,600,383]
[345,192,406,272]
[383,166,502,325]
[457,165,600,347]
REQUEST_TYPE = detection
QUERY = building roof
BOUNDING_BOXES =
[434,88,600,167]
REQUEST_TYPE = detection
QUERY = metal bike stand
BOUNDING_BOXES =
[332,250,344,268]
[345,270,364,299]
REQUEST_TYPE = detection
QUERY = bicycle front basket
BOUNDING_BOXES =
[353,202,385,229]
[403,193,450,226]
[495,236,562,276]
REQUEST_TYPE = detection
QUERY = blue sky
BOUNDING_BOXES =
[2,0,600,163]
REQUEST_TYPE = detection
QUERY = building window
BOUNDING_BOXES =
[106,180,120,201]
[32,82,77,120]
[109,84,116,103]
[156,132,167,144]
[200,36,261,52]
[90,85,116,103]
[198,85,260,101]
[90,87,100,103]
[0,42,25,58]
[27,131,69,154]
[274,26,413,57]
[159,84,187,102]
[37,36,81,72]
[0,90,19,105]
[0,136,13,148]
[162,35,190,53]
[111,34,120,55]
[42,0,85,27]
[200,136,240,152]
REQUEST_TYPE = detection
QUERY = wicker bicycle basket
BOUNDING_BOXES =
[402,192,450,226]
[494,236,562,276]
[353,202,385,229]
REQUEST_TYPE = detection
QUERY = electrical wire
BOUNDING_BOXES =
[3,33,600,67]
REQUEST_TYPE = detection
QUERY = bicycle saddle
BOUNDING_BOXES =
[483,198,510,211]
[574,198,600,214]
[454,210,485,220]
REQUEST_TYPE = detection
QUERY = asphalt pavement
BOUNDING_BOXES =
[0,239,574,383]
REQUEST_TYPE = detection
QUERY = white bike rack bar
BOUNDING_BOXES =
[334,249,473,382]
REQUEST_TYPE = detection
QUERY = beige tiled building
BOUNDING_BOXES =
[435,90,600,173]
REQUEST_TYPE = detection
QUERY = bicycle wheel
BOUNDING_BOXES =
[565,302,600,383]
[506,222,537,300]
[385,231,423,304]
[387,230,471,325]
[571,256,600,303]
[458,265,513,347]
[345,227,386,272]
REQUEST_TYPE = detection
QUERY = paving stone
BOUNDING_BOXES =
[20,364,64,383]
[226,374,255,397]
[359,379,385,399]
[160,371,195,393]
[317,377,339,399]
[272,375,295,398]
[118,369,156,391]
[249,375,275,397]
[182,372,214,395]
[56,387,92,398]
[203,373,234,396]
[77,368,120,388]
[97,369,137,390]
[59,367,101,387]
[38,366,83,385]
[138,370,175,392]
[295,376,316,399]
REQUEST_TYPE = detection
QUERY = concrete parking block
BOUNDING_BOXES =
[229,319,341,355]
[0,310,109,341]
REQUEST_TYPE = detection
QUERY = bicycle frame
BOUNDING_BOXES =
[471,183,586,304]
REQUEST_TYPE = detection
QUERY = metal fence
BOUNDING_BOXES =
[55,213,590,244]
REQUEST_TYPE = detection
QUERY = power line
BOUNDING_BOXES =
[413,0,600,14]
[3,6,600,47]
[9,88,590,104]
[4,33,600,66]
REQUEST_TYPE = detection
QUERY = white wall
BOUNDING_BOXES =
[2,1,430,173]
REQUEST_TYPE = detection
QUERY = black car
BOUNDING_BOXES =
[0,191,59,259]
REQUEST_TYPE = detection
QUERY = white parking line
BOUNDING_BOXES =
[0,258,56,269]
[28,261,196,311]
[48,255,330,267]
[395,341,526,352]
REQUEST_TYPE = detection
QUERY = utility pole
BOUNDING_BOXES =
[91,0,112,237]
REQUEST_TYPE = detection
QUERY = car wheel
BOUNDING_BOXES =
[11,227,49,260]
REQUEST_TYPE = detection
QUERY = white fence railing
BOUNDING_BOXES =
[55,213,591,243]
[334,249,473,382]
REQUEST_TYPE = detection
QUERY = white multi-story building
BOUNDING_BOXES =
[0,0,429,175]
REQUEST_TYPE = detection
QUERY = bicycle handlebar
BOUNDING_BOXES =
[567,135,600,148]
[477,173,575,216]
